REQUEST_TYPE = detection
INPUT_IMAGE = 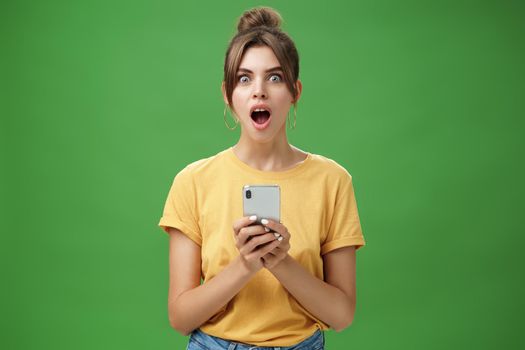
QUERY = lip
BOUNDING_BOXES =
[250,103,272,115]
[249,103,272,131]
[252,115,271,130]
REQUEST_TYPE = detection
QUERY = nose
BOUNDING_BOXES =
[252,78,267,99]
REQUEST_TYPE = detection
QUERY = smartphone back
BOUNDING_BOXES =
[242,185,280,224]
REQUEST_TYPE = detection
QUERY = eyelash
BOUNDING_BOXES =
[237,74,283,83]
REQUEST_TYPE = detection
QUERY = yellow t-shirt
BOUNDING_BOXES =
[158,147,366,346]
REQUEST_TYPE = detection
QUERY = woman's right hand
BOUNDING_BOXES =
[233,215,281,273]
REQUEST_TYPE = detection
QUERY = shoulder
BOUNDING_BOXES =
[174,148,230,180]
[308,152,354,183]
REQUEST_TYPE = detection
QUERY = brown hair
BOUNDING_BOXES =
[223,7,300,110]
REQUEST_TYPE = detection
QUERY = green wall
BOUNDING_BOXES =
[2,0,524,348]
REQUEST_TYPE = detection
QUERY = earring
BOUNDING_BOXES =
[287,104,297,130]
[224,105,239,131]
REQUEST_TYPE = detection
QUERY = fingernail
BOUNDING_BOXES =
[278,236,283,241]
[249,215,257,221]
[261,218,269,225]
[264,227,270,232]
[274,233,280,237]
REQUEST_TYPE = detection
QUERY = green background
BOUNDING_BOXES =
[2,0,524,349]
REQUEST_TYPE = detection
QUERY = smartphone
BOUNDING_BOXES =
[242,185,280,228]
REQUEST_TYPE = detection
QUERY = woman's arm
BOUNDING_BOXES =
[167,228,254,336]
[267,246,357,332]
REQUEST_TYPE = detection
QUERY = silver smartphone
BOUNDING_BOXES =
[242,185,280,228]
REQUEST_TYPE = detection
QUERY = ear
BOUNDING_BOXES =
[293,79,303,103]
[221,81,228,105]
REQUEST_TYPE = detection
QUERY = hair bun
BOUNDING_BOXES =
[237,7,282,32]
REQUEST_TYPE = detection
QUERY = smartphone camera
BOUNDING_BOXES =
[246,190,252,199]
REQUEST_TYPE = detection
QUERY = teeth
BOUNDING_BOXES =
[253,108,267,112]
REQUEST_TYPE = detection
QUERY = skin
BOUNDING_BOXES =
[221,45,307,172]
[167,45,358,336]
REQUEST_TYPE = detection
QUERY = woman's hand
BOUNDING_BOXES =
[260,219,291,270]
[233,216,282,274]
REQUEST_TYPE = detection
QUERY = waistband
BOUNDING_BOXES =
[188,328,324,350]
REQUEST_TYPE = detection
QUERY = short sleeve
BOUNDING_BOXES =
[158,168,202,246]
[321,174,365,255]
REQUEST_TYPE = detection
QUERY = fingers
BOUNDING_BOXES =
[262,248,287,269]
[232,215,258,236]
[265,242,290,261]
[233,217,288,240]
[236,225,269,248]
[232,217,290,266]
[246,237,281,261]
[240,232,279,256]
[260,219,291,261]
[260,219,289,241]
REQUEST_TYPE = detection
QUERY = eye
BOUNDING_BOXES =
[269,74,282,82]
[238,75,249,83]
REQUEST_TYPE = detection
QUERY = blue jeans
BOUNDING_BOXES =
[186,328,325,350]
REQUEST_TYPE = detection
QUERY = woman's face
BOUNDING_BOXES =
[224,45,301,142]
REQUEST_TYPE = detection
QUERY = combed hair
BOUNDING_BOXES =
[223,7,300,111]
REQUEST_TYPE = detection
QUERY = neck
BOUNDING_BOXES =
[232,132,296,172]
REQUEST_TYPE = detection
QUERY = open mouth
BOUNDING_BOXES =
[251,109,271,125]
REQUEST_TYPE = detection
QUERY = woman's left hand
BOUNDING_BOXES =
[260,219,291,269]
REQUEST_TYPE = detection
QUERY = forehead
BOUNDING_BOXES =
[238,46,280,71]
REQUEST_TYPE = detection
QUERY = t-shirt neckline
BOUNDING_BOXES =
[225,146,312,179]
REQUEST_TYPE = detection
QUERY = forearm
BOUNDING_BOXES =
[169,256,254,335]
[268,254,354,331]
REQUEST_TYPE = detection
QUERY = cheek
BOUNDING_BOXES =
[232,89,248,107]
[275,87,294,104]
[274,95,293,113]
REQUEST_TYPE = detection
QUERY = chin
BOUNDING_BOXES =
[249,133,275,143]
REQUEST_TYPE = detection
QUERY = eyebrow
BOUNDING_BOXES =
[237,66,283,74]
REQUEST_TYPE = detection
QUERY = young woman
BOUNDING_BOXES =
[158,6,366,349]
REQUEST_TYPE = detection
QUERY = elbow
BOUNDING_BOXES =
[332,303,355,332]
[168,302,194,336]
[332,314,354,332]
[169,317,193,336]
[172,326,192,337]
